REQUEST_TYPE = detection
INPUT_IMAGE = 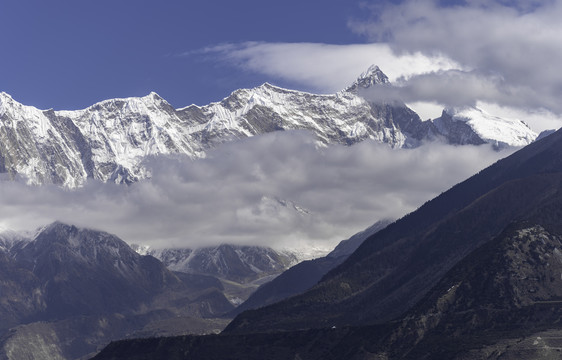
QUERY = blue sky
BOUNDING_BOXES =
[2,0,562,126]
[0,0,371,110]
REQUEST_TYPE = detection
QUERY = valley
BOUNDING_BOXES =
[93,127,562,360]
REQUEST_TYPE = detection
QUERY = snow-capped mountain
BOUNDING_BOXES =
[134,244,299,284]
[0,65,538,187]
[433,106,537,148]
[345,64,391,92]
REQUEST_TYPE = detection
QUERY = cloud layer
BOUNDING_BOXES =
[350,0,562,113]
[0,131,511,252]
[196,1,562,131]
[199,42,460,93]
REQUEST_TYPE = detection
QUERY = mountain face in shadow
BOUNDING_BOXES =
[0,222,233,360]
[379,221,562,359]
[92,222,562,360]
[92,129,562,359]
[228,220,391,317]
[225,129,562,334]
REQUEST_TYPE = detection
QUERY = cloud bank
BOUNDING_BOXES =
[195,1,562,130]
[350,0,562,114]
[0,131,511,252]
[198,42,461,93]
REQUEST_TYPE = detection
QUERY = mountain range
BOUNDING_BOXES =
[0,213,394,360]
[0,65,537,187]
[225,123,562,334]
[0,64,552,360]
[133,244,298,284]
[92,122,562,359]
[132,244,300,306]
[0,222,233,360]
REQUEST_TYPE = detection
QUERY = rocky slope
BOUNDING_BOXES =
[0,66,537,187]
[360,221,562,359]
[132,244,300,306]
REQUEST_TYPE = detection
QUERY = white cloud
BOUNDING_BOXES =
[0,131,511,252]
[191,1,562,131]
[476,102,562,133]
[350,0,562,115]
[198,42,461,93]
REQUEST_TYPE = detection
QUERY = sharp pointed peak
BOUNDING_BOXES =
[144,91,165,101]
[361,65,387,80]
[345,65,390,93]
[0,92,18,105]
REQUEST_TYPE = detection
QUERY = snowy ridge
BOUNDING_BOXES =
[0,67,538,186]
[436,107,537,148]
[179,81,410,148]
[134,244,299,283]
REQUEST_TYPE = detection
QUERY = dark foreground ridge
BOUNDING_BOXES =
[93,129,562,359]
[93,223,562,359]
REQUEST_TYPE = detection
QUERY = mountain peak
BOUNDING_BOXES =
[0,91,13,100]
[144,91,164,102]
[435,106,537,148]
[345,65,390,93]
[0,92,16,112]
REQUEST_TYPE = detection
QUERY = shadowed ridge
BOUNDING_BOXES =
[225,128,562,333]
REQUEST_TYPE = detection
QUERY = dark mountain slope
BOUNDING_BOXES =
[225,129,562,333]
[12,222,228,321]
[228,220,390,317]
[0,222,234,360]
[226,256,345,318]
[90,130,562,359]
[0,251,42,332]
[91,222,562,360]
[378,221,562,359]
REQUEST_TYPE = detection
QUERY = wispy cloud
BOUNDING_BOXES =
[196,42,461,93]
[350,0,562,114]
[360,69,547,111]
[188,1,562,130]
[0,131,511,251]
